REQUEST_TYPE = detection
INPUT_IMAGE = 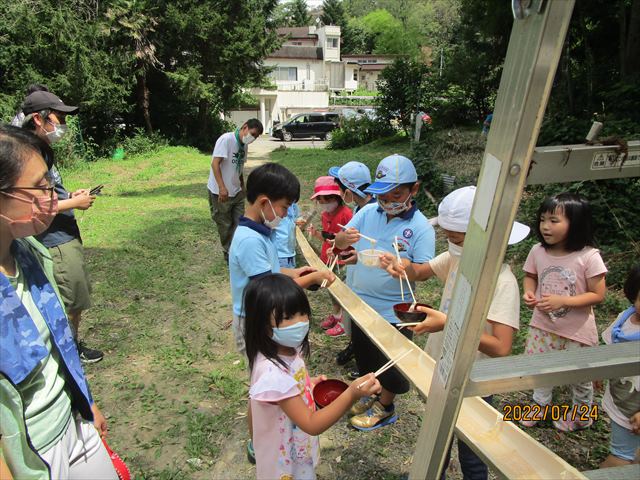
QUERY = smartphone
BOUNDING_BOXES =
[89,184,104,195]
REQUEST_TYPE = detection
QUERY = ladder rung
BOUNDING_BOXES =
[583,464,640,480]
[527,140,640,184]
[466,342,640,397]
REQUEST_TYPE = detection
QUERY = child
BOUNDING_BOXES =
[600,264,640,468]
[273,202,300,268]
[521,192,607,431]
[335,154,435,431]
[244,274,381,480]
[328,161,376,362]
[228,163,335,463]
[307,176,353,336]
[383,185,528,479]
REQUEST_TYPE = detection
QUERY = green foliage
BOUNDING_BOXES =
[375,58,435,135]
[118,128,169,157]
[286,0,312,27]
[321,0,346,26]
[356,9,418,55]
[328,116,394,149]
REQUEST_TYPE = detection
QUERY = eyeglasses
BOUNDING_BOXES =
[0,173,56,200]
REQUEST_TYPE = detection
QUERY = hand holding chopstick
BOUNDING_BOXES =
[320,254,339,288]
[337,224,377,244]
[357,349,412,389]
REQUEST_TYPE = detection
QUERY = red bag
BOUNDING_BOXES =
[102,438,131,480]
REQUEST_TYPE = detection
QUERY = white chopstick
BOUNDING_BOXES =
[337,224,377,244]
[357,349,413,389]
[396,322,421,329]
[404,270,417,310]
[393,236,404,301]
[320,254,339,288]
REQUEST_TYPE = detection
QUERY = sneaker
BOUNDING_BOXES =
[349,395,377,416]
[326,322,346,337]
[321,314,341,330]
[78,342,104,364]
[247,440,256,464]
[553,417,593,432]
[518,404,545,428]
[336,342,354,365]
[350,401,398,431]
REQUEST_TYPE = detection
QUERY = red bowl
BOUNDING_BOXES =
[313,379,348,408]
[393,303,432,322]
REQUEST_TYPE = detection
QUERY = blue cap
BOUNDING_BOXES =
[365,154,417,195]
[328,162,372,198]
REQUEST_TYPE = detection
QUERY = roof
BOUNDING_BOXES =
[269,46,323,60]
[342,54,402,59]
[277,27,317,39]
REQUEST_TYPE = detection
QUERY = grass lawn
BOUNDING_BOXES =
[63,139,620,479]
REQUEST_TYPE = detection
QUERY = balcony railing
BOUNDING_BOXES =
[275,80,329,92]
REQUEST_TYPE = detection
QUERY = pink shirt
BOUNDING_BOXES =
[523,244,607,345]
[249,352,319,480]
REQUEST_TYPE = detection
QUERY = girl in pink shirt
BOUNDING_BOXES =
[244,274,380,480]
[520,193,607,432]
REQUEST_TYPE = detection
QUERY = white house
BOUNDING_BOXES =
[226,26,399,133]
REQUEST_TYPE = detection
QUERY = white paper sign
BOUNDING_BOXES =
[437,273,472,385]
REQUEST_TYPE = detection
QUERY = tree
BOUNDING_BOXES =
[376,58,433,135]
[287,0,311,27]
[359,9,418,55]
[321,0,345,26]
[103,0,160,134]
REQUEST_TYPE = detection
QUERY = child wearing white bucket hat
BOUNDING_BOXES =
[381,185,529,480]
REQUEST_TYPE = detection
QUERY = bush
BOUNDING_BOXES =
[119,128,169,157]
[328,116,395,150]
[51,116,98,168]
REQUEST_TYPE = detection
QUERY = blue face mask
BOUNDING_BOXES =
[271,321,309,348]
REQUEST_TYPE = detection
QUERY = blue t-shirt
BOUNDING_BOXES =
[229,217,281,316]
[345,197,377,288]
[346,202,435,323]
[272,203,300,260]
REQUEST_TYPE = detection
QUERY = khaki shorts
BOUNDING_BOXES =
[49,239,92,312]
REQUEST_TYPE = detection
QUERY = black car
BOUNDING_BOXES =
[272,112,340,141]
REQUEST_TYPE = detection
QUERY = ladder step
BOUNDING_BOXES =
[527,140,640,184]
[466,342,639,397]
[583,464,640,480]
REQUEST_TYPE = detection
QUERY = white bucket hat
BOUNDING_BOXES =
[430,186,530,245]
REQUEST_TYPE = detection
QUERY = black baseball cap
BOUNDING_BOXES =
[21,91,79,115]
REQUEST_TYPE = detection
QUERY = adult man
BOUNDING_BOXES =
[207,119,263,261]
[20,90,104,363]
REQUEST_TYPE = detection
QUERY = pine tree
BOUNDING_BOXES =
[320,0,345,26]
[288,0,311,27]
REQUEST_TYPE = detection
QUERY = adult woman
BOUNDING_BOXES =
[0,125,116,479]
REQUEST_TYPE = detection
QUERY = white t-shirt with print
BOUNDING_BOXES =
[207,131,247,197]
[425,251,520,360]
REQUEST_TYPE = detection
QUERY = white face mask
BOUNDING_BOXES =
[242,134,256,145]
[44,121,68,144]
[448,240,463,258]
[261,199,283,229]
[321,201,339,213]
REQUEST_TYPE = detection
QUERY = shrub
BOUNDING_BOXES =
[119,128,169,157]
[328,116,395,150]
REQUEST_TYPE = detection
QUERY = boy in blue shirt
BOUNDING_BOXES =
[335,154,435,431]
[272,203,300,269]
[328,161,376,366]
[229,163,334,357]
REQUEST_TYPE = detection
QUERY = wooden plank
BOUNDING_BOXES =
[527,141,640,184]
[297,229,585,479]
[466,343,640,397]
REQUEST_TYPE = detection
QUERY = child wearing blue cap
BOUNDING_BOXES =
[328,162,376,366]
[335,154,435,431]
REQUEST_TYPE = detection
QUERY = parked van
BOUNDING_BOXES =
[272,112,340,141]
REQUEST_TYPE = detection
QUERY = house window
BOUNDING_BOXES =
[353,70,358,81]
[327,37,338,49]
[306,63,311,80]
[271,67,298,81]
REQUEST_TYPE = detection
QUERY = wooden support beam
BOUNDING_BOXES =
[583,464,640,480]
[466,342,640,397]
[297,229,586,479]
[527,141,640,185]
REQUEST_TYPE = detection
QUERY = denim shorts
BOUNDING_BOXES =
[610,420,640,461]
[278,256,296,268]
